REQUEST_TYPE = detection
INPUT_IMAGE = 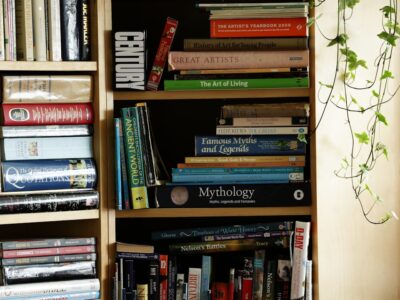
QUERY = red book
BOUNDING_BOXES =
[210,18,308,38]
[1,245,96,258]
[159,254,168,300]
[1,103,94,125]
[212,282,228,300]
[241,278,253,300]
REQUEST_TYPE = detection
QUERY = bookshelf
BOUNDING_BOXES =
[0,0,109,298]
[106,1,318,300]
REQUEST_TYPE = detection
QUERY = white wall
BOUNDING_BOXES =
[315,1,400,299]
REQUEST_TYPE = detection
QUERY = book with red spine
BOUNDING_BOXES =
[241,278,253,300]
[0,245,96,259]
[210,18,308,38]
[159,254,168,300]
[1,103,94,125]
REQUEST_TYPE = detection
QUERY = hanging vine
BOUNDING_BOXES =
[311,0,400,224]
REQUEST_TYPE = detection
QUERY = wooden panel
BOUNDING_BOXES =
[0,61,97,71]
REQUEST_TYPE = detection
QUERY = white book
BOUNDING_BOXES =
[15,0,34,61]
[1,136,93,160]
[188,267,202,300]
[4,0,17,60]
[290,221,311,300]
[0,278,100,298]
[47,0,61,61]
[32,0,47,61]
[305,260,312,300]
[0,0,5,60]
[0,125,92,137]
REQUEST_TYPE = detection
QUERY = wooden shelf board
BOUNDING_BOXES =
[116,207,312,218]
[113,88,310,101]
[0,61,98,71]
[0,210,99,225]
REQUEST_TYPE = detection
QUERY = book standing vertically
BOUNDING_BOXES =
[290,221,310,300]
[188,268,202,300]
[0,0,5,60]
[32,0,47,61]
[146,17,178,91]
[60,0,80,60]
[4,0,17,60]
[15,0,34,61]
[79,0,90,60]
[48,0,62,61]
[115,118,123,210]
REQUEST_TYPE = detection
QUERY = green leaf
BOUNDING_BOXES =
[355,132,370,144]
[376,142,389,159]
[380,70,394,80]
[378,31,398,46]
[328,34,349,47]
[341,158,349,169]
[307,14,321,27]
[375,112,388,125]
[365,184,373,196]
[318,81,333,88]
[380,213,392,223]
[359,163,369,173]
[339,0,360,10]
[297,133,307,144]
[372,90,380,98]
[380,5,396,18]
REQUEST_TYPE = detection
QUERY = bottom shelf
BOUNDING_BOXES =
[0,209,100,225]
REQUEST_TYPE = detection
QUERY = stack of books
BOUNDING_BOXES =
[164,1,309,91]
[155,102,310,208]
[0,237,100,299]
[1,0,91,61]
[0,75,99,214]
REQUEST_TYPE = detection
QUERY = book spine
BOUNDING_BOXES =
[1,103,94,125]
[7,291,101,300]
[167,256,177,300]
[188,268,202,300]
[276,260,291,300]
[184,155,305,164]
[1,159,97,192]
[219,117,308,127]
[115,118,123,210]
[149,261,160,300]
[3,261,96,284]
[210,18,308,38]
[152,221,293,241]
[0,125,92,137]
[169,236,289,254]
[0,191,99,214]
[304,261,312,300]
[32,0,47,61]
[253,250,266,300]
[0,278,100,298]
[1,136,93,160]
[200,256,212,300]
[174,72,307,81]
[183,38,308,51]
[121,107,149,209]
[212,282,228,300]
[113,31,146,90]
[168,50,309,70]
[118,117,131,209]
[60,0,80,60]
[228,268,235,300]
[15,0,34,61]
[2,75,92,102]
[178,161,305,168]
[48,0,62,61]
[180,67,307,75]
[0,0,5,60]
[116,252,159,260]
[159,254,168,300]
[221,103,309,118]
[171,172,303,184]
[122,259,135,300]
[2,245,96,258]
[4,0,17,60]
[290,221,310,300]
[1,237,95,250]
[172,167,303,175]
[176,273,185,300]
[241,278,253,300]
[164,77,309,91]
[146,17,178,91]
[216,126,308,135]
[1,253,96,266]
[263,260,277,300]
[79,0,90,60]
[202,231,291,242]
[194,135,307,156]
[155,182,310,208]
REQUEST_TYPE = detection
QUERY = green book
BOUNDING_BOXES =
[164,77,309,91]
[121,107,149,209]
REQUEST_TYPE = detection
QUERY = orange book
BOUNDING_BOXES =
[210,18,308,38]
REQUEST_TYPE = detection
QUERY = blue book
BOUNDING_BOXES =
[195,135,306,156]
[115,118,123,210]
[172,167,304,175]
[1,159,97,192]
[172,172,304,183]
[201,256,212,300]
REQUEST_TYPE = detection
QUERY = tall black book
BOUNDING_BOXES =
[60,0,80,60]
[80,0,90,60]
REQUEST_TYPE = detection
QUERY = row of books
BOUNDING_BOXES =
[113,220,311,300]
[0,237,100,299]
[1,0,90,61]
[0,75,99,214]
[163,2,310,91]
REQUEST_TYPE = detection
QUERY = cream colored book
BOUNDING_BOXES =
[47,0,61,61]
[15,0,34,61]
[0,0,5,60]
[4,0,17,60]
[32,0,47,61]
[2,75,93,102]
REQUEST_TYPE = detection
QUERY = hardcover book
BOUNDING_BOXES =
[0,191,99,214]
[221,103,309,118]
[1,253,97,266]
[48,0,63,61]
[184,155,305,164]
[0,237,95,250]
[0,0,5,60]
[60,0,80,60]
[1,136,93,160]
[1,245,96,258]
[155,182,310,208]
[215,126,308,135]
[0,125,92,137]
[3,0,17,61]
[80,0,90,60]
[194,135,307,156]
[1,159,97,192]
[188,268,202,300]
[32,0,47,61]
[113,31,146,90]
[15,0,34,61]
[2,75,93,102]
[1,103,94,125]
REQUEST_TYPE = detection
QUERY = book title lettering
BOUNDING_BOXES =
[199,186,255,200]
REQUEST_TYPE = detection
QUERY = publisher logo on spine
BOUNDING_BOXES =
[293,189,304,201]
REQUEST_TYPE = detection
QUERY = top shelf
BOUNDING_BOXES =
[0,61,98,72]
[113,88,310,101]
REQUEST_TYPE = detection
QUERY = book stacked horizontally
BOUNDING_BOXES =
[164,1,309,91]
[0,75,99,214]
[1,0,91,61]
[155,103,310,208]
[0,237,100,299]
